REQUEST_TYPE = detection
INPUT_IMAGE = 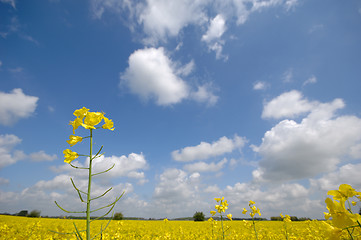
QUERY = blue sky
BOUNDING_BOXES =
[1,0,361,219]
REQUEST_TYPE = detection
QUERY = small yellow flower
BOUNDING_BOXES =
[73,107,89,119]
[242,208,248,214]
[63,149,79,163]
[66,135,83,147]
[208,217,214,222]
[82,112,104,129]
[249,200,255,206]
[227,214,232,221]
[69,117,83,134]
[352,201,357,206]
[163,218,168,222]
[102,116,114,131]
[210,211,216,216]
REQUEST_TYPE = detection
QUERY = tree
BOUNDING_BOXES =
[193,211,205,221]
[16,210,28,217]
[113,212,124,220]
[28,210,41,218]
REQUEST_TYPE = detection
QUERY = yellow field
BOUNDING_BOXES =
[0,214,356,239]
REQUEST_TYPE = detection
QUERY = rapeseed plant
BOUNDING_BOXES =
[54,107,123,240]
[242,200,261,240]
[210,197,232,239]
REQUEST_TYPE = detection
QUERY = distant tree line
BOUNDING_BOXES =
[270,216,311,221]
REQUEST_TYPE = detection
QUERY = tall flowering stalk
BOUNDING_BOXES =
[242,200,261,240]
[210,197,232,240]
[54,107,123,240]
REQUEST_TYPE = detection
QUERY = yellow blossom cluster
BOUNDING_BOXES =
[211,197,232,221]
[243,200,261,218]
[63,107,114,164]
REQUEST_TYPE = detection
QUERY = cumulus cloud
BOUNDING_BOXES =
[138,0,208,44]
[202,14,228,60]
[262,90,317,119]
[310,163,361,192]
[151,168,207,217]
[52,153,149,184]
[223,181,322,218]
[253,92,361,182]
[120,47,218,106]
[91,0,297,56]
[190,84,219,106]
[0,88,39,126]
[172,135,246,162]
[120,47,189,105]
[184,158,228,172]
[0,134,26,169]
[30,151,57,162]
[93,153,148,184]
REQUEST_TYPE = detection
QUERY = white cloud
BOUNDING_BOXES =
[0,88,39,126]
[303,75,317,86]
[91,0,295,58]
[202,15,227,43]
[120,47,189,105]
[223,182,321,218]
[121,47,218,106]
[262,90,317,119]
[138,0,208,44]
[184,158,228,172]
[92,153,148,184]
[53,153,149,184]
[253,81,268,90]
[310,163,361,192]
[172,135,246,162]
[30,151,57,162]
[190,84,219,106]
[254,93,361,182]
[0,134,26,169]
[201,14,228,60]
[150,168,208,217]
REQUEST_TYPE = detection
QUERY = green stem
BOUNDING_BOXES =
[220,214,225,240]
[86,129,93,240]
[252,217,259,240]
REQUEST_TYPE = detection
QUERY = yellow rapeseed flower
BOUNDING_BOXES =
[66,135,83,147]
[82,112,104,129]
[325,197,355,228]
[63,149,79,163]
[102,116,114,131]
[73,107,89,119]
[227,214,232,221]
[242,208,248,214]
[69,117,83,134]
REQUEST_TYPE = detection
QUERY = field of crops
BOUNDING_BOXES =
[0,214,355,240]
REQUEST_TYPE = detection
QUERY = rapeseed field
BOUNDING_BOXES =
[0,214,352,239]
